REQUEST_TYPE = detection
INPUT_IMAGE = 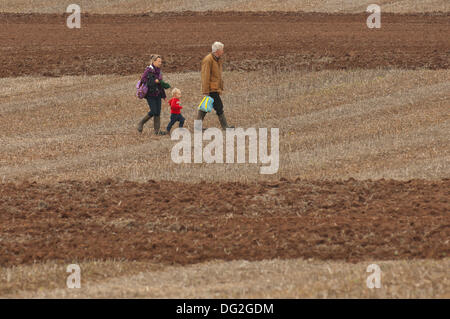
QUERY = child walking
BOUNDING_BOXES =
[166,88,185,134]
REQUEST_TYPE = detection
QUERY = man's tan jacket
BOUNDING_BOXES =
[201,53,223,95]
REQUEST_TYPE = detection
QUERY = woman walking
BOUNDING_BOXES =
[137,54,168,135]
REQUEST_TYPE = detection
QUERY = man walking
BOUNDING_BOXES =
[197,41,234,129]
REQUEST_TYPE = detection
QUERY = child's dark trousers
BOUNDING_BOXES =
[167,113,185,132]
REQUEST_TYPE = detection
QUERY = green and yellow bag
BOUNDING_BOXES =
[198,95,214,113]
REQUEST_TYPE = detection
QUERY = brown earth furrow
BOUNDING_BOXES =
[0,12,449,78]
[0,178,448,267]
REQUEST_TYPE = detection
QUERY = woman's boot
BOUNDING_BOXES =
[153,116,167,135]
[137,114,152,133]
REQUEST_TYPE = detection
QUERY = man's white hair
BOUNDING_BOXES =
[212,41,224,53]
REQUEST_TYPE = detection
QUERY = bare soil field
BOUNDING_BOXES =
[1,12,449,78]
[1,178,449,268]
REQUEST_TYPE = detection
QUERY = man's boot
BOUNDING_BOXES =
[153,116,167,135]
[218,113,234,130]
[195,110,207,131]
[137,114,152,133]
[196,110,206,121]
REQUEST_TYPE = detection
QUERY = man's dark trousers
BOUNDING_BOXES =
[208,92,224,116]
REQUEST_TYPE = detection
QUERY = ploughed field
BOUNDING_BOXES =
[0,12,449,78]
[1,179,449,267]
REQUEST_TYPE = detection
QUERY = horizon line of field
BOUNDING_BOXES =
[1,11,450,16]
